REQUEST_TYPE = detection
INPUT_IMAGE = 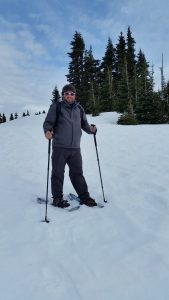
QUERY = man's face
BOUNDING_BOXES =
[63,91,75,104]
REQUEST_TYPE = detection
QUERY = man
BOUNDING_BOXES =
[43,84,97,208]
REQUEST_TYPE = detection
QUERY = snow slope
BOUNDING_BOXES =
[0,112,169,300]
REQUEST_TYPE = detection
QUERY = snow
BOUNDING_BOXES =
[0,112,169,300]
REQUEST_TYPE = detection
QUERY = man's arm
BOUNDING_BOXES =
[43,103,57,139]
[81,107,97,134]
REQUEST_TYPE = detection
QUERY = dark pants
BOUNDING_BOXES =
[51,147,89,200]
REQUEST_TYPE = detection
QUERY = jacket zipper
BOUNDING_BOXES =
[71,108,73,147]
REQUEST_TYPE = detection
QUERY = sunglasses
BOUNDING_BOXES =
[64,92,75,96]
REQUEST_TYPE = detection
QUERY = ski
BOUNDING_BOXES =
[37,197,80,212]
[68,193,104,208]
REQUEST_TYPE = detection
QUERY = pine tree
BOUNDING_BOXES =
[81,47,100,114]
[14,112,18,119]
[117,99,138,125]
[160,80,169,122]
[115,32,128,112]
[135,50,150,122]
[135,51,164,123]
[66,31,85,101]
[164,81,169,102]
[126,27,136,108]
[159,53,166,101]
[100,38,117,111]
[9,113,14,121]
[2,113,6,123]
[0,113,2,124]
[157,55,169,121]
[51,86,60,103]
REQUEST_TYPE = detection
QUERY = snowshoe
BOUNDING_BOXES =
[80,197,97,207]
[52,198,70,208]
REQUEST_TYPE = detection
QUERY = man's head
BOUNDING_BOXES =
[62,84,76,104]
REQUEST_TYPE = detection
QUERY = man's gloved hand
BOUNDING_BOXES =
[90,124,97,134]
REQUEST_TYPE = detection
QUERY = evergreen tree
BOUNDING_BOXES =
[165,81,169,102]
[9,113,14,121]
[135,51,164,123]
[126,27,136,108]
[159,53,166,101]
[153,92,168,123]
[100,37,117,111]
[115,32,128,112]
[26,110,30,116]
[66,31,85,101]
[160,80,169,121]
[117,99,138,125]
[14,112,18,119]
[157,53,169,122]
[81,47,100,115]
[166,82,169,113]
[2,113,6,123]
[22,112,26,117]
[135,50,151,122]
[51,86,60,103]
[0,113,2,124]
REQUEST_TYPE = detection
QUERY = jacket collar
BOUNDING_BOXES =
[62,99,77,109]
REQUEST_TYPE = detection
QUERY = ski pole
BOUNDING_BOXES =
[91,125,107,203]
[42,139,51,223]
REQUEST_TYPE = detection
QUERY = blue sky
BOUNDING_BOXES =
[0,0,169,114]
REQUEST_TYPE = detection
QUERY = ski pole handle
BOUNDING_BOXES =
[91,124,97,135]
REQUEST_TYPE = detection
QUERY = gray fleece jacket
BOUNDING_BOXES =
[43,100,92,148]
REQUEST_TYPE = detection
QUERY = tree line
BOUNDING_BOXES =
[52,27,169,124]
[0,110,46,125]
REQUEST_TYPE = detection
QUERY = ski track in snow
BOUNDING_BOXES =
[0,112,169,299]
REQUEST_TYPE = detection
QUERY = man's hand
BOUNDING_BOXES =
[45,131,53,140]
[90,124,97,134]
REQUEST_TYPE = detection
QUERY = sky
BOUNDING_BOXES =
[0,0,169,114]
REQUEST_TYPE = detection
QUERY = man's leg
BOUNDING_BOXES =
[67,149,90,200]
[51,147,67,199]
